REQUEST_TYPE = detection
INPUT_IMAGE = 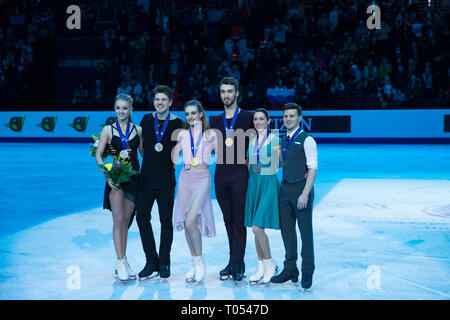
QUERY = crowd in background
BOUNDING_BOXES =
[0,0,56,107]
[0,0,448,109]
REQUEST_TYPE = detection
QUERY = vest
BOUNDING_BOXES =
[281,131,309,184]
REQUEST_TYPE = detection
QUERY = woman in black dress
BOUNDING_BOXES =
[95,93,143,281]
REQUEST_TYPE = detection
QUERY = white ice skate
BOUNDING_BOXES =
[123,256,136,280]
[193,255,205,283]
[186,256,195,283]
[249,260,264,284]
[262,258,278,284]
[115,259,129,281]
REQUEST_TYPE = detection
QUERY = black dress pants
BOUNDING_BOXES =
[214,168,248,266]
[279,181,315,275]
[136,186,175,267]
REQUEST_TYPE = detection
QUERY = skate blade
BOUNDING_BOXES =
[250,280,271,287]
[220,275,231,281]
[115,270,134,282]
[269,280,299,288]
[192,280,205,286]
[249,279,262,286]
[139,273,159,281]
[186,278,195,283]
[114,276,130,283]
[186,277,204,284]
[301,287,312,293]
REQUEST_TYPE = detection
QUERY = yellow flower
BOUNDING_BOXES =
[104,163,113,171]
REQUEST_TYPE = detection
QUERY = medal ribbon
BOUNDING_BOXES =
[282,127,302,161]
[254,131,269,164]
[189,127,203,159]
[222,107,239,139]
[155,113,170,143]
[116,120,130,151]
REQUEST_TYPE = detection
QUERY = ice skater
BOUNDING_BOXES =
[135,85,184,280]
[209,77,254,282]
[271,103,318,290]
[95,93,143,281]
[244,108,281,284]
[172,100,217,284]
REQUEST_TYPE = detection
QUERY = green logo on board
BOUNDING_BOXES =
[5,117,25,132]
[37,117,57,132]
[69,116,89,132]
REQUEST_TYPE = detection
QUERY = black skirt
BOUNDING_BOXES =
[103,174,139,211]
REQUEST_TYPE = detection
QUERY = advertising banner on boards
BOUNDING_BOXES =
[1,110,449,142]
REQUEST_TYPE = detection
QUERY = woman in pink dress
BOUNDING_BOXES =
[173,99,217,283]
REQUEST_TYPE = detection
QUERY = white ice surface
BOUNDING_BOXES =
[0,179,449,300]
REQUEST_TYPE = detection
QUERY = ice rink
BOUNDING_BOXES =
[0,143,449,300]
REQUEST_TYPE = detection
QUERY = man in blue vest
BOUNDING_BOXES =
[271,103,318,290]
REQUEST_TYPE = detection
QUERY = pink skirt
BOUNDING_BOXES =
[173,167,216,237]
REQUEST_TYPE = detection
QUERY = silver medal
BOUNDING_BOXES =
[155,143,163,152]
[119,149,129,159]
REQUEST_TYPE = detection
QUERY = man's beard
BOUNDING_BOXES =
[223,96,236,108]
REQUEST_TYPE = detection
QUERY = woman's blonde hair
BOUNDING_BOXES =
[114,93,133,122]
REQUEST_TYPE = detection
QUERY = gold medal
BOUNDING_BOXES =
[190,157,199,167]
[225,137,233,147]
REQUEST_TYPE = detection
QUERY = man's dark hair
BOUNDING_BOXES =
[152,85,174,101]
[219,76,239,92]
[282,103,302,116]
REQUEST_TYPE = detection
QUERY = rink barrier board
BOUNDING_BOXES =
[1,110,449,143]
[2,137,449,144]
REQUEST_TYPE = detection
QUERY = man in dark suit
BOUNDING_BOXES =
[209,77,254,282]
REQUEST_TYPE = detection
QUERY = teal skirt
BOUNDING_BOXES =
[244,165,280,230]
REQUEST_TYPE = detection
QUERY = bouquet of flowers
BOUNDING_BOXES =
[89,133,110,161]
[99,156,138,191]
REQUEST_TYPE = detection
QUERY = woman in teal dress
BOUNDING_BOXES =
[245,108,281,284]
